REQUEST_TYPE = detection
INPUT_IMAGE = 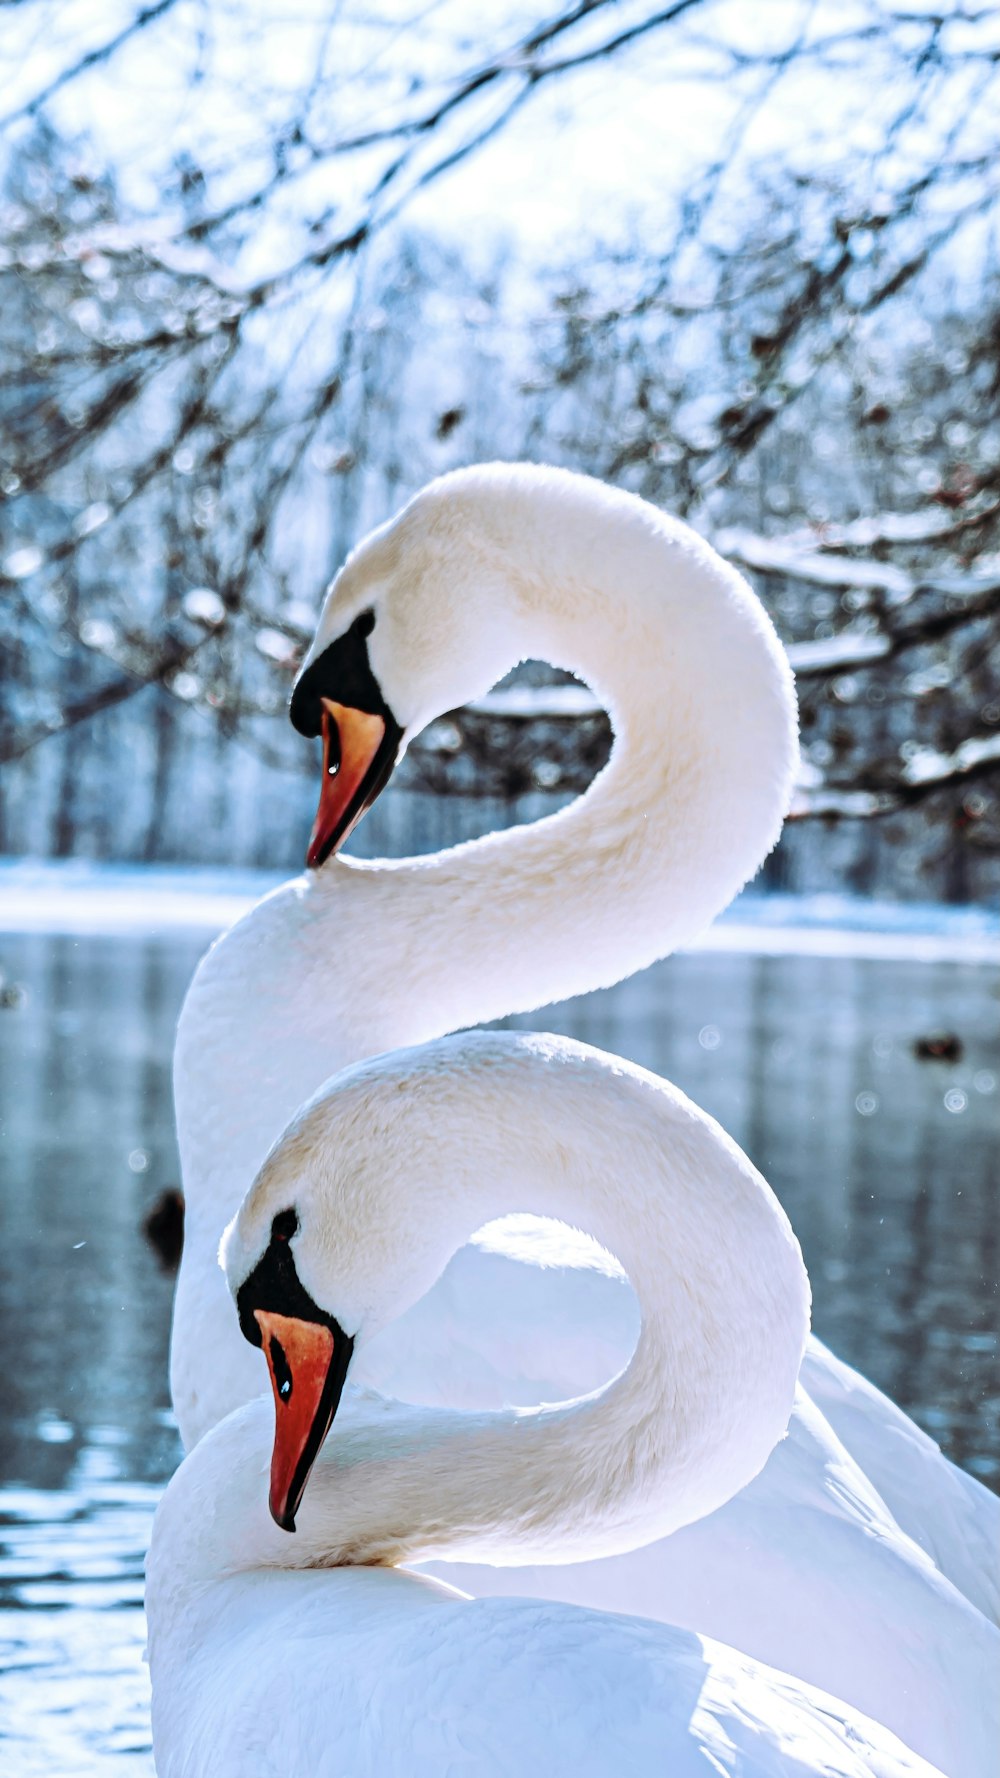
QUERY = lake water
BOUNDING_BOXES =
[0,913,997,1775]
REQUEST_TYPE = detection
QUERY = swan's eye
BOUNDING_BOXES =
[357,607,375,638]
[271,1209,298,1244]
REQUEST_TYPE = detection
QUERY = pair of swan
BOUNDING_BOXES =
[153,465,999,1776]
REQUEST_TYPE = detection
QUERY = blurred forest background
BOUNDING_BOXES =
[2,0,999,902]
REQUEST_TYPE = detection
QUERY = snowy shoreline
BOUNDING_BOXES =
[0,859,996,964]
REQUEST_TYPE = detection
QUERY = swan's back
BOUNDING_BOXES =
[800,1339,1000,1624]
[150,1564,943,1778]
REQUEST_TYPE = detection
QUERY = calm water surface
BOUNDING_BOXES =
[0,927,997,1775]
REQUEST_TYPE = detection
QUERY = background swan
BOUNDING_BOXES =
[170,464,999,1771]
[148,1031,941,1778]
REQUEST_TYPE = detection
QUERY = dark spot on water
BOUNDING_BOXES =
[142,1188,184,1272]
[914,1032,963,1062]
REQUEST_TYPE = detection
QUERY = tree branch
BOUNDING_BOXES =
[1,0,183,128]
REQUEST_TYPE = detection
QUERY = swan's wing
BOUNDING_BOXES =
[422,1387,1000,1778]
[801,1338,1000,1624]
[354,1224,639,1408]
[156,1573,945,1778]
[357,1242,999,1775]
[365,1602,945,1778]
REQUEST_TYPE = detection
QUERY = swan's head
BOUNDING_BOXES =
[289,466,548,866]
[221,1040,499,1531]
[289,462,798,876]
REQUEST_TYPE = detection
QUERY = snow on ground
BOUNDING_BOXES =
[0,861,996,964]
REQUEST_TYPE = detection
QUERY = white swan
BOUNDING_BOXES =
[169,465,999,1773]
[148,1030,942,1778]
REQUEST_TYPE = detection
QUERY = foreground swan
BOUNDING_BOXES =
[170,466,999,1771]
[148,1032,940,1778]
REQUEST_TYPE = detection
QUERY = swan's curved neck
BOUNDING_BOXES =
[170,477,797,1451]
[168,1038,809,1589]
[331,491,796,1032]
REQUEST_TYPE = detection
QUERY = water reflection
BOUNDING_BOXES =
[0,928,996,1774]
[0,1475,159,1777]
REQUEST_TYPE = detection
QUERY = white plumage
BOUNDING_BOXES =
[162,465,999,1775]
[149,1033,943,1778]
[149,1519,948,1778]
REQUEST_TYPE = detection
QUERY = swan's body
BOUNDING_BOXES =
[149,1411,942,1778]
[149,1032,943,1778]
[169,466,999,1773]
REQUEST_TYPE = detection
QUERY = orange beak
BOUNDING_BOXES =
[307,699,389,869]
[254,1308,351,1532]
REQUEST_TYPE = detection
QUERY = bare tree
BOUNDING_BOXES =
[1,1,998,894]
